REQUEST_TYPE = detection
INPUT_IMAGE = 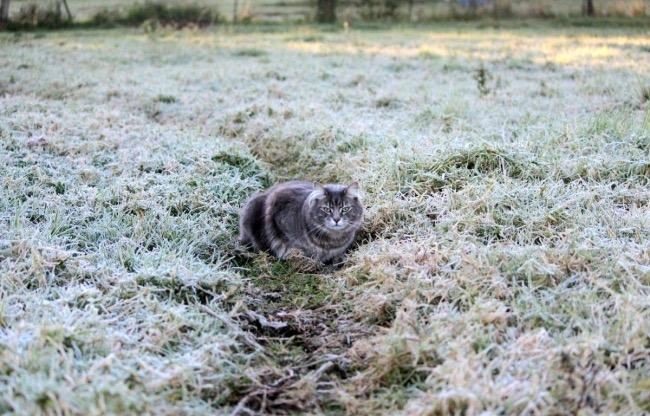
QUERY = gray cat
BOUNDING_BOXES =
[239,181,363,263]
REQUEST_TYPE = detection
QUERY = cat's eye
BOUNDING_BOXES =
[321,206,332,213]
[341,206,351,213]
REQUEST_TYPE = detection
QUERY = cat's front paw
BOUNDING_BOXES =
[232,239,257,259]
[285,249,322,273]
[324,255,346,268]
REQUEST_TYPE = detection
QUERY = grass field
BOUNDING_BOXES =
[1,22,649,415]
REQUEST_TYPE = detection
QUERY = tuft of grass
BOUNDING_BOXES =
[375,96,399,109]
[473,64,492,96]
[211,150,271,185]
[286,34,325,43]
[562,159,650,184]
[337,135,369,153]
[399,146,546,194]
[154,94,177,104]
[640,85,650,104]
[241,127,359,183]
[232,48,267,57]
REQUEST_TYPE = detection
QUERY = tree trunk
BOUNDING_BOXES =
[316,0,336,23]
[583,0,595,16]
[233,0,238,23]
[61,0,73,21]
[0,0,10,26]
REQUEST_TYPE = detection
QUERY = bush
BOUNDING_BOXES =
[91,2,220,28]
[9,2,70,29]
[89,8,123,27]
[358,0,404,20]
[124,2,219,27]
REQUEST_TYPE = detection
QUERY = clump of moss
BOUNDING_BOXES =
[245,257,332,310]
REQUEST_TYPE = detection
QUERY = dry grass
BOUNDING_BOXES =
[1,22,649,415]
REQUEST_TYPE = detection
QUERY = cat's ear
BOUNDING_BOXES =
[346,182,361,199]
[313,182,326,194]
[312,182,327,198]
[308,183,326,206]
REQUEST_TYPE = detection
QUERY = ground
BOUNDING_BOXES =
[0,22,649,415]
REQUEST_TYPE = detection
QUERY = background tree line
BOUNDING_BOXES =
[317,0,598,22]
[0,0,630,28]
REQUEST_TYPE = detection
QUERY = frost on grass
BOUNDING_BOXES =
[1,25,650,414]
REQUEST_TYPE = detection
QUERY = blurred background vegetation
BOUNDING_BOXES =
[0,0,648,29]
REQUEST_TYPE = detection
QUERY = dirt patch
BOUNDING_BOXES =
[224,254,375,414]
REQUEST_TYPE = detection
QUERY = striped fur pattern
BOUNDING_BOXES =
[239,181,363,263]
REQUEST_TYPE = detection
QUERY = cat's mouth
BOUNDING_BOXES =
[325,221,348,231]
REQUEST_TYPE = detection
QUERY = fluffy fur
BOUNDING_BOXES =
[239,181,363,263]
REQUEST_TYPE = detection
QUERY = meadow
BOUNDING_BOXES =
[0,22,649,415]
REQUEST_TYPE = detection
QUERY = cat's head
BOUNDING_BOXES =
[306,182,363,232]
